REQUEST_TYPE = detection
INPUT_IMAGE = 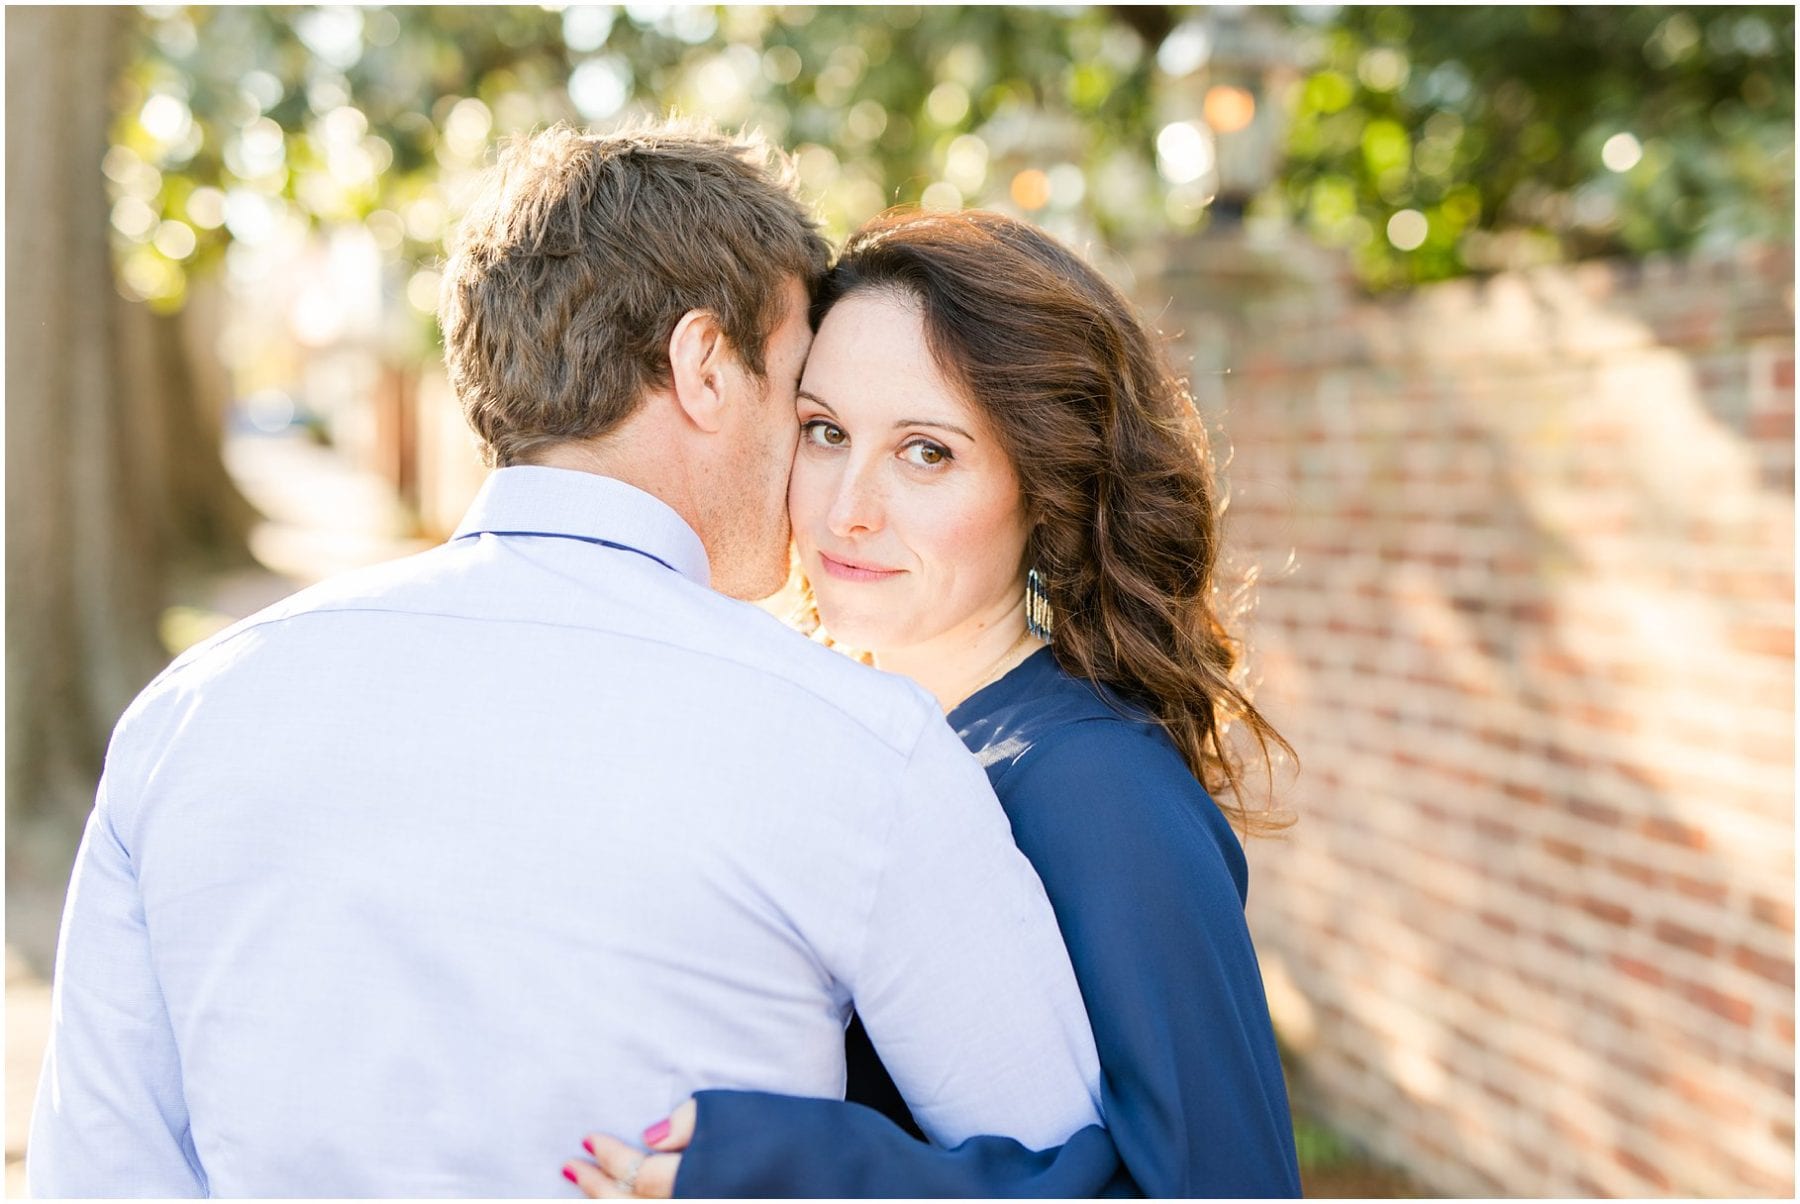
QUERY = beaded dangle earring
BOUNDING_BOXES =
[1025,567,1054,641]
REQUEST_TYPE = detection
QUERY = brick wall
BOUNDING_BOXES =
[1154,242,1794,1196]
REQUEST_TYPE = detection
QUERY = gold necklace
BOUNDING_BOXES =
[949,628,1040,712]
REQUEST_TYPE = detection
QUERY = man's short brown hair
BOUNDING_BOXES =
[439,120,830,467]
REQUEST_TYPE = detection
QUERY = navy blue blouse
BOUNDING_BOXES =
[673,648,1301,1198]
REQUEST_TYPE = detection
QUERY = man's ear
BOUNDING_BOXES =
[667,309,736,434]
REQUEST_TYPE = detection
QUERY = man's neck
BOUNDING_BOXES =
[529,424,702,537]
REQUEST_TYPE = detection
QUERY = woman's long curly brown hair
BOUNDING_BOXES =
[814,209,1294,836]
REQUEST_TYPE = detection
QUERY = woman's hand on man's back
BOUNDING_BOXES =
[565,1098,694,1198]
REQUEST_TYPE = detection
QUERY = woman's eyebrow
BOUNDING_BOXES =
[799,391,974,442]
[894,417,975,441]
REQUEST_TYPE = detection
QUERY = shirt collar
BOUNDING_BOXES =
[451,466,711,587]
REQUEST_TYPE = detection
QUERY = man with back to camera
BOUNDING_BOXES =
[27,120,1102,1197]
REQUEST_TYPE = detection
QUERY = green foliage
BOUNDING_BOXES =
[1274,5,1795,289]
[108,4,1164,317]
[1292,1114,1355,1170]
[107,4,1795,313]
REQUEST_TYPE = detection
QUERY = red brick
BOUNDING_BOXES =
[1573,703,1637,733]
[1612,954,1665,987]
[1515,873,1560,903]
[1600,1089,1649,1125]
[1641,815,1710,850]
[1411,799,1454,827]
[1671,1071,1733,1111]
[1670,873,1729,906]
[1580,990,1640,1030]
[1478,909,1518,935]
[1613,1145,1671,1190]
[1739,1056,1793,1095]
[1606,1046,1669,1086]
[1744,728,1794,764]
[1476,1072,1519,1101]
[1751,894,1793,932]
[1728,1157,1791,1196]
[1579,896,1633,926]
[1541,836,1586,865]
[1502,1138,1551,1176]
[1567,797,1623,826]
[1479,727,1522,752]
[1729,622,1794,657]
[1682,981,1755,1025]
[1750,410,1795,440]
[1608,757,1670,790]
[1732,943,1794,986]
[1471,814,1517,843]
[1508,599,1553,624]
[1499,780,1545,805]
[1606,856,1660,887]
[1654,920,1718,957]
[1545,743,1590,769]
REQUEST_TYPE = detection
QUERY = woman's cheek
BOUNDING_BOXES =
[786,456,828,529]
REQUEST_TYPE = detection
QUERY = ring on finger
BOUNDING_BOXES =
[617,1155,645,1193]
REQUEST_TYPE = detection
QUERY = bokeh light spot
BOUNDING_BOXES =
[1156,20,1212,77]
[921,181,963,212]
[563,5,619,53]
[1203,85,1256,135]
[406,268,442,316]
[762,45,802,84]
[1602,132,1643,173]
[153,219,198,260]
[1156,121,1215,185]
[1386,209,1428,251]
[569,58,632,121]
[925,81,970,127]
[140,94,192,144]
[111,196,159,241]
[944,133,988,194]
[185,186,226,230]
[1010,169,1051,211]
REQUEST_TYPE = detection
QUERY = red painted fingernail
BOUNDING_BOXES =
[582,1137,595,1155]
[563,1165,579,1185]
[644,1118,671,1146]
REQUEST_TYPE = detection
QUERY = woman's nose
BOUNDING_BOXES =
[827,459,884,538]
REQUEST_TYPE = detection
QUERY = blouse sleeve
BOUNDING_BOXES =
[996,719,1302,1197]
[672,719,1300,1199]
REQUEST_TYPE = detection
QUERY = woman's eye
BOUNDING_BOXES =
[902,441,951,467]
[801,419,846,447]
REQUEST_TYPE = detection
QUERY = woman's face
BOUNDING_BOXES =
[789,290,1032,656]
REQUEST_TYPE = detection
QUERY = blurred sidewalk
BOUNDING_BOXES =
[4,431,434,1196]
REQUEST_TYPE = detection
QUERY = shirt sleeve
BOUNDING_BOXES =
[28,773,208,1198]
[673,719,1301,1199]
[836,713,1105,1151]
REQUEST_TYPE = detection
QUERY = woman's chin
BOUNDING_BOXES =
[814,608,896,656]
[817,618,879,651]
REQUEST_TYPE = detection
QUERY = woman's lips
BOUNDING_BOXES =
[817,552,904,583]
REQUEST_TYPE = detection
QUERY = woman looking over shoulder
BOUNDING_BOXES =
[568,209,1301,1198]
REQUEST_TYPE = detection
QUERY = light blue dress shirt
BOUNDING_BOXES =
[28,466,1102,1198]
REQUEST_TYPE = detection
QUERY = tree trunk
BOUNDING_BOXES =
[116,277,261,573]
[5,8,255,945]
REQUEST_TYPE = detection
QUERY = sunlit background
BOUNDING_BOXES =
[7,5,1795,1197]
